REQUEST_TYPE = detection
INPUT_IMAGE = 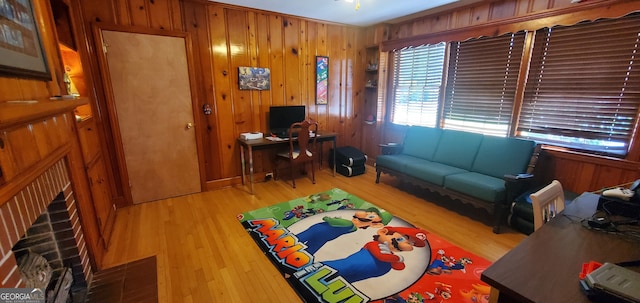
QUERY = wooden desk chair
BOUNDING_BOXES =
[274,120,318,188]
[530,180,566,230]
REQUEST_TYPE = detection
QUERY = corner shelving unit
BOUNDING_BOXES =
[360,44,384,165]
[363,45,379,125]
[360,25,389,165]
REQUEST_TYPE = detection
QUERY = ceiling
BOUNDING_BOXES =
[210,0,482,27]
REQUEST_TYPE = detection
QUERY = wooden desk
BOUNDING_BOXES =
[237,133,337,194]
[481,192,640,303]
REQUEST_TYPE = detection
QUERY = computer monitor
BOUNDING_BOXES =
[269,105,306,137]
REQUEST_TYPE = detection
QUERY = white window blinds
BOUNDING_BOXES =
[389,43,446,127]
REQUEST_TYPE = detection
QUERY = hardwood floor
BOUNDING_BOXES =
[101,166,526,302]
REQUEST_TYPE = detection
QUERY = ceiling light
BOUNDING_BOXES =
[342,0,360,10]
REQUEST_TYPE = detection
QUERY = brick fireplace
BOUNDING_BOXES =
[0,159,92,291]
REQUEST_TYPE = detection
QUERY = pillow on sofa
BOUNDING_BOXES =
[402,126,443,161]
[471,136,536,179]
[432,129,483,170]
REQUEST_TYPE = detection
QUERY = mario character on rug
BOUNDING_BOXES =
[320,226,429,283]
[295,207,393,254]
[427,249,473,275]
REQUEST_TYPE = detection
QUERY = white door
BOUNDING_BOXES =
[99,29,201,204]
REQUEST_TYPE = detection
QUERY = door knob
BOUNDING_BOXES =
[186,122,193,129]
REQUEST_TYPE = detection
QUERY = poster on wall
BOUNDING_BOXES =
[0,0,51,80]
[316,56,328,105]
[238,66,271,90]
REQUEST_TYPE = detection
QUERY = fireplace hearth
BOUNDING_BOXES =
[0,159,92,296]
[12,191,87,302]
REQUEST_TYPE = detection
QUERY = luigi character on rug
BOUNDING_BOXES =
[320,226,429,283]
[295,207,393,255]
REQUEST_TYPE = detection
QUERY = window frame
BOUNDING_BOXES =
[382,13,640,158]
[516,15,640,156]
[442,32,526,137]
[386,42,447,128]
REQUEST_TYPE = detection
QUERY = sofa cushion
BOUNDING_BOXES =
[404,161,468,186]
[472,136,536,179]
[402,126,442,161]
[432,129,483,170]
[376,154,421,173]
[444,172,506,203]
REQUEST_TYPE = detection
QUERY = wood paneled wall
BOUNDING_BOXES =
[181,2,364,185]
[5,0,639,205]
[385,0,640,45]
[388,0,581,41]
[71,0,366,197]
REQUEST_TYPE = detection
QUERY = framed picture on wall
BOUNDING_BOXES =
[0,0,51,80]
[238,66,271,90]
[316,56,328,105]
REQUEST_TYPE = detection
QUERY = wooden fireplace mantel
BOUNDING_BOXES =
[0,98,102,286]
[0,97,108,271]
[0,99,85,129]
[0,99,87,205]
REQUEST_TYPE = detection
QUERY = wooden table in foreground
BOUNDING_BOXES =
[481,192,640,303]
[237,132,337,194]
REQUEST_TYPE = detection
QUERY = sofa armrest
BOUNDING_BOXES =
[487,173,535,233]
[379,143,403,155]
[503,173,535,205]
[504,173,534,182]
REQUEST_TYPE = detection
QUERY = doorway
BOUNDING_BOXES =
[96,27,202,204]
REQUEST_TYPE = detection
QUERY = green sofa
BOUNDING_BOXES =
[375,126,540,233]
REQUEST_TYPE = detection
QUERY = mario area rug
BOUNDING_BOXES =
[237,188,492,303]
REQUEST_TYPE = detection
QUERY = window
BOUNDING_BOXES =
[384,13,640,157]
[443,32,525,136]
[389,43,446,127]
[518,15,640,156]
